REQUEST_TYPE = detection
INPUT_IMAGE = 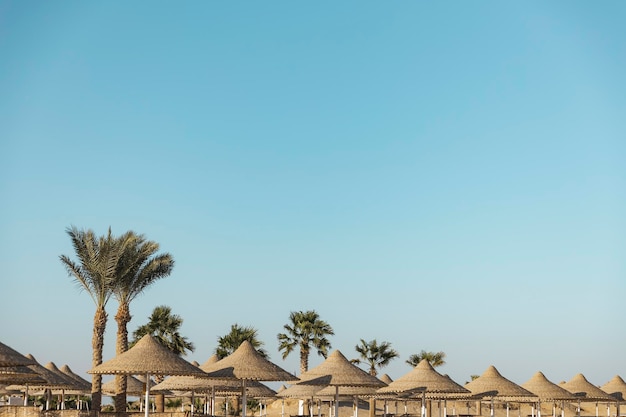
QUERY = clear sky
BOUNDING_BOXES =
[1,0,625,393]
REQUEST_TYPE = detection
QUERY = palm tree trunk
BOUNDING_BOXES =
[154,375,165,412]
[114,303,131,412]
[300,347,310,415]
[91,306,107,414]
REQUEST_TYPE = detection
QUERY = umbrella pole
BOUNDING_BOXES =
[144,372,151,417]
[242,380,247,417]
[335,386,340,417]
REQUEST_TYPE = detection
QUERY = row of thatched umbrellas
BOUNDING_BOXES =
[2,337,625,417]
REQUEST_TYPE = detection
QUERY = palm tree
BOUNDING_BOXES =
[353,339,399,377]
[277,310,334,375]
[131,305,194,353]
[352,339,399,417]
[405,350,446,368]
[59,226,129,412]
[111,232,175,412]
[131,305,193,412]
[215,324,268,359]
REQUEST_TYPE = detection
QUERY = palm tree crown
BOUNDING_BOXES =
[277,310,334,375]
[352,339,399,376]
[132,305,194,355]
[216,324,268,359]
[406,350,446,368]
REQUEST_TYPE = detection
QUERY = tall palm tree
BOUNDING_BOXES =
[215,324,268,359]
[111,232,175,412]
[131,305,193,412]
[352,339,399,417]
[277,310,334,375]
[59,226,129,412]
[405,350,446,368]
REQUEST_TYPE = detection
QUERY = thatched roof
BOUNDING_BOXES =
[559,374,614,401]
[59,364,91,392]
[601,375,626,402]
[295,350,386,388]
[89,335,206,377]
[7,354,74,390]
[377,360,469,398]
[521,372,577,401]
[464,365,536,401]
[0,365,47,384]
[202,341,297,382]
[0,341,36,367]
[102,375,155,396]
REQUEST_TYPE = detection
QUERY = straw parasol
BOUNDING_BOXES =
[103,375,155,396]
[89,334,206,417]
[559,374,614,417]
[601,376,626,417]
[464,366,537,417]
[295,349,386,417]
[59,364,91,393]
[201,340,298,417]
[0,341,36,367]
[0,366,47,384]
[43,361,86,409]
[377,360,470,417]
[521,372,577,417]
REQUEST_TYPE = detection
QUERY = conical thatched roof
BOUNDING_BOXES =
[316,384,380,397]
[560,374,614,401]
[380,374,393,385]
[0,341,36,367]
[464,365,536,400]
[89,335,206,377]
[215,380,277,398]
[295,350,386,388]
[0,365,47,384]
[276,383,323,398]
[59,364,91,391]
[44,362,83,390]
[152,354,243,393]
[601,375,626,402]
[521,372,577,401]
[378,360,469,397]
[102,375,155,396]
[10,354,75,389]
[202,341,297,382]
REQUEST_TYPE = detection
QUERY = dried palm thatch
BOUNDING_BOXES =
[378,360,469,398]
[276,383,324,398]
[464,365,536,401]
[0,365,47,384]
[103,375,155,396]
[0,341,36,367]
[89,335,205,377]
[521,372,577,401]
[296,350,386,388]
[202,341,297,382]
[8,354,75,390]
[559,374,614,402]
[601,375,626,402]
[59,364,91,392]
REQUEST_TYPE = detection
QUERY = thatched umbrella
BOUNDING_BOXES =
[277,383,325,417]
[89,334,206,417]
[43,361,85,409]
[201,340,298,417]
[377,360,469,417]
[601,376,626,417]
[59,364,91,410]
[103,375,155,396]
[7,354,75,409]
[295,349,386,417]
[559,374,614,417]
[0,341,36,367]
[521,372,577,417]
[464,366,537,417]
[0,366,47,385]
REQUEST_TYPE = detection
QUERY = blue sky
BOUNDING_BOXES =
[1,1,625,392]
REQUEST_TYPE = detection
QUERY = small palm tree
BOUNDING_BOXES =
[353,339,399,376]
[216,324,268,359]
[277,310,334,375]
[406,350,446,367]
[131,305,194,354]
[111,232,175,412]
[60,226,127,412]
